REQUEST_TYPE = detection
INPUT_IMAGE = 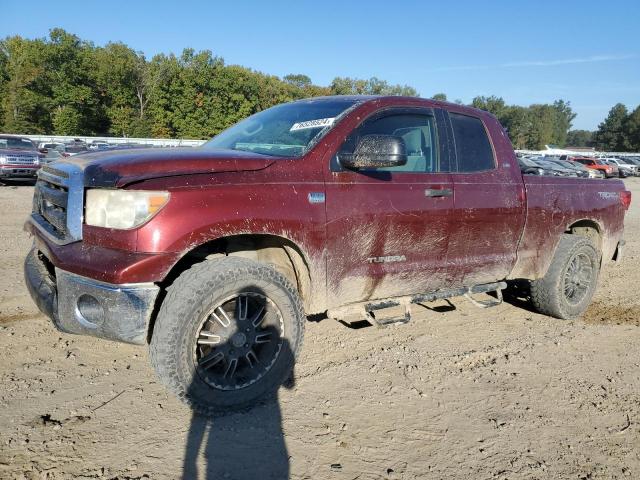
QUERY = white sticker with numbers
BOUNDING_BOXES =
[290,117,335,132]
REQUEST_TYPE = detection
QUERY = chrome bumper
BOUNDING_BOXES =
[0,166,39,178]
[24,248,159,345]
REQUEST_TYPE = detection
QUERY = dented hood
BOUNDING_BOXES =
[57,147,276,187]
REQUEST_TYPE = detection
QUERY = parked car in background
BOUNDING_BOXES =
[38,142,64,155]
[605,160,630,178]
[56,143,89,156]
[67,138,87,147]
[0,135,41,182]
[517,157,546,175]
[102,142,149,151]
[42,148,64,164]
[570,157,617,178]
[543,158,594,178]
[88,141,110,151]
[622,157,640,173]
[535,159,579,176]
[602,157,638,177]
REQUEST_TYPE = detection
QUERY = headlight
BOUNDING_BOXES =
[0,155,6,165]
[85,189,170,229]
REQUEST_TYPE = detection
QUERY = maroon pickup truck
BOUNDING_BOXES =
[24,96,630,412]
[0,135,42,181]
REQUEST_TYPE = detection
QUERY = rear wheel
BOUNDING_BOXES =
[530,234,600,319]
[150,257,305,414]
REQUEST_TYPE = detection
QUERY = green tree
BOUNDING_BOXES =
[471,95,507,118]
[329,76,417,96]
[593,103,629,151]
[501,106,531,149]
[565,129,593,147]
[44,28,107,135]
[0,35,49,133]
[94,42,150,136]
[431,93,447,101]
[550,100,576,146]
[52,105,82,134]
[624,105,640,151]
[283,74,311,89]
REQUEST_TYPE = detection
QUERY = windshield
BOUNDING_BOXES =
[0,136,36,151]
[537,161,559,169]
[519,158,540,167]
[557,161,580,169]
[202,98,360,157]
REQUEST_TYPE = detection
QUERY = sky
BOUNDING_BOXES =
[3,0,639,130]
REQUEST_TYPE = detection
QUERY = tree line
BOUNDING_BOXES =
[433,93,577,150]
[0,29,416,140]
[459,94,640,151]
[0,29,638,152]
[433,93,640,152]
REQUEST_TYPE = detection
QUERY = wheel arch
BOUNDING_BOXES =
[147,233,313,343]
[565,219,603,253]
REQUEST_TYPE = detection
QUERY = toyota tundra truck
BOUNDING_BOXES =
[24,96,630,412]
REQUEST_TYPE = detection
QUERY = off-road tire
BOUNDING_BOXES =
[149,257,305,414]
[530,234,600,319]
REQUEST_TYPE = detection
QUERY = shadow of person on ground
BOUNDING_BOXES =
[182,287,295,480]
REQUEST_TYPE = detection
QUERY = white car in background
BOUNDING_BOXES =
[88,141,110,150]
[38,142,64,151]
[601,157,638,176]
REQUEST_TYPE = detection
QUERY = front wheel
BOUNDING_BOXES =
[530,234,600,319]
[150,257,305,414]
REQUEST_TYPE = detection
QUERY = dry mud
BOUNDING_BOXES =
[1,179,639,480]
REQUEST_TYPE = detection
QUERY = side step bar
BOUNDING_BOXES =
[328,281,507,327]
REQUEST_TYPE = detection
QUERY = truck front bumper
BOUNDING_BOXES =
[24,248,159,345]
[0,165,39,179]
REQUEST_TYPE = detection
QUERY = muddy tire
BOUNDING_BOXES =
[530,234,600,319]
[149,257,305,414]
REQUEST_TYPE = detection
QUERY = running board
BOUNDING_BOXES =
[328,281,507,328]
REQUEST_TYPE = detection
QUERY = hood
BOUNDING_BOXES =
[57,147,276,187]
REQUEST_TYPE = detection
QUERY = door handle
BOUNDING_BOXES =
[424,188,452,198]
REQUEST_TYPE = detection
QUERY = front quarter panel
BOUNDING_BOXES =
[133,165,328,311]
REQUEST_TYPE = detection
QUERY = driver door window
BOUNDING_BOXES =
[339,113,439,173]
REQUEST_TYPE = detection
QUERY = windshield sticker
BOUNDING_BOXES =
[290,117,335,132]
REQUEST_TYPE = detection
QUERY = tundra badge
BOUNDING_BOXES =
[367,255,407,264]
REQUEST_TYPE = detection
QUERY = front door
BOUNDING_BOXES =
[323,108,455,308]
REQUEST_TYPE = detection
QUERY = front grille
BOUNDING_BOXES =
[41,165,70,178]
[30,163,83,245]
[33,178,69,240]
[6,153,38,165]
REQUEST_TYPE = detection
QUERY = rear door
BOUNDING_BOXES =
[323,107,456,307]
[445,111,526,286]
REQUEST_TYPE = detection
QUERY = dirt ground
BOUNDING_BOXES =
[1,179,639,480]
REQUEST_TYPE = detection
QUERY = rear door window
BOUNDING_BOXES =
[449,113,495,172]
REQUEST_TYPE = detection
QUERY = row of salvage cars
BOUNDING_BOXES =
[518,154,640,179]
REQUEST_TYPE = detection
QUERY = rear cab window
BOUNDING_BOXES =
[449,113,495,173]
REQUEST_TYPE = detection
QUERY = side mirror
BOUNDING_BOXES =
[340,134,407,169]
